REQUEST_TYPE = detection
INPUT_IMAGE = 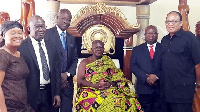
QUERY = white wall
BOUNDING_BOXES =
[0,0,199,42]
[150,0,200,42]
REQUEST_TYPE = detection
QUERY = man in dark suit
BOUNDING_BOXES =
[130,25,162,112]
[46,9,78,112]
[161,11,200,112]
[18,15,61,112]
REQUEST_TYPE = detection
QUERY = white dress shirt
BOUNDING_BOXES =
[56,25,66,42]
[30,36,50,84]
[56,25,70,77]
[147,42,157,52]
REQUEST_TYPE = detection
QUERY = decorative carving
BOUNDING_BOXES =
[71,2,139,29]
[178,0,190,31]
[65,2,141,80]
[59,0,157,6]
[0,12,10,47]
[20,0,35,38]
[0,12,10,25]
[82,24,115,54]
[195,21,200,38]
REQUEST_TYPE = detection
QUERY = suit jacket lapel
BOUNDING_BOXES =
[52,26,63,51]
[154,43,161,60]
[143,43,151,60]
[66,33,71,58]
[26,38,39,69]
[44,38,52,72]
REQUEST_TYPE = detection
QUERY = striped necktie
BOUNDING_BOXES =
[38,42,50,81]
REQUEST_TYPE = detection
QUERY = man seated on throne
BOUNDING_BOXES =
[75,40,143,112]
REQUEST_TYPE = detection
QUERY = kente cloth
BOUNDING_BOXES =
[75,55,143,112]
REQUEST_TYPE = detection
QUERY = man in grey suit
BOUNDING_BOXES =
[46,9,78,112]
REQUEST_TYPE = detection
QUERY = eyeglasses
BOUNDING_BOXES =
[196,24,200,28]
[34,25,46,30]
[165,20,180,24]
[145,33,158,36]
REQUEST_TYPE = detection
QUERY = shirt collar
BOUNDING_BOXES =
[167,28,183,39]
[30,36,45,45]
[174,28,183,37]
[56,25,66,35]
[147,42,157,48]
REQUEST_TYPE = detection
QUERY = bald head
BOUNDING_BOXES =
[92,40,104,47]
[91,40,104,57]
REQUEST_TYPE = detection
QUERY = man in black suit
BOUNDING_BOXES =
[161,11,200,112]
[130,25,162,112]
[46,9,78,112]
[18,15,61,112]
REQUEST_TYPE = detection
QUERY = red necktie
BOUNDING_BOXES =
[150,45,154,59]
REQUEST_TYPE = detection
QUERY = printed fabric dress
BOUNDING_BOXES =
[75,55,143,112]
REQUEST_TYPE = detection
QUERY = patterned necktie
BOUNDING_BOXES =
[150,45,154,59]
[38,42,50,81]
[60,32,66,50]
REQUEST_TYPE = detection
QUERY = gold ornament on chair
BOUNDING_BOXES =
[82,24,115,55]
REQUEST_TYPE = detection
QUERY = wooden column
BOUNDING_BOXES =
[136,5,150,45]
[130,5,150,84]
[178,0,190,31]
[123,36,134,81]
[45,0,60,29]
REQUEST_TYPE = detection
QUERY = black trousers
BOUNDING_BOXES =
[60,78,74,112]
[138,94,161,112]
[162,102,193,112]
[35,84,54,112]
